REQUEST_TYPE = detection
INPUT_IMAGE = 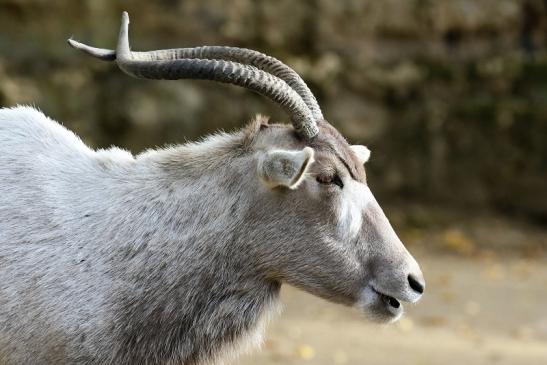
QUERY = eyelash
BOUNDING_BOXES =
[316,174,344,189]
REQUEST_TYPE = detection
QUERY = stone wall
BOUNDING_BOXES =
[1,0,546,220]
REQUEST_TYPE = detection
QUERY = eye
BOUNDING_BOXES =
[316,173,344,189]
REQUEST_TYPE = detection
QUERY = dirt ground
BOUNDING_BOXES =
[238,216,547,365]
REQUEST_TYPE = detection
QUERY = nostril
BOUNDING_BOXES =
[408,274,424,294]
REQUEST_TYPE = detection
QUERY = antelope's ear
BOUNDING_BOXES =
[351,145,371,165]
[258,147,315,189]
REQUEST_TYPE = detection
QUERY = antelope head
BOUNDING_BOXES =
[69,12,425,323]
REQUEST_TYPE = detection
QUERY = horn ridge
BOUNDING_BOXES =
[68,11,320,139]
[68,41,323,121]
[118,56,317,137]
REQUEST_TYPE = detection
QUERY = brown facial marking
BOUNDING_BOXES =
[308,120,367,183]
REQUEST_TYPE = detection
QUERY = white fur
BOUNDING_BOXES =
[350,145,371,164]
[0,106,424,364]
[336,181,374,240]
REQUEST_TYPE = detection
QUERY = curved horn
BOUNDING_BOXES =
[69,40,323,121]
[69,12,323,130]
[67,41,116,61]
[151,47,324,122]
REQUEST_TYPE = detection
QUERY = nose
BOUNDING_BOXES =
[408,274,425,294]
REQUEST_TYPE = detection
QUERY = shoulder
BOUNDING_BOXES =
[0,105,50,128]
[0,105,91,155]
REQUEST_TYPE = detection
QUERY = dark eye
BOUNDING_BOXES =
[316,173,344,189]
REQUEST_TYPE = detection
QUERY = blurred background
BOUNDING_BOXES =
[0,0,546,364]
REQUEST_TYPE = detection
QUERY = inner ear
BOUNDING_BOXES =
[258,147,315,189]
[350,145,371,165]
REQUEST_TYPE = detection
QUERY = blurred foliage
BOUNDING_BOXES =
[0,0,546,222]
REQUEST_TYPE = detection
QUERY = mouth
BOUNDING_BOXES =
[372,287,401,310]
[356,285,406,323]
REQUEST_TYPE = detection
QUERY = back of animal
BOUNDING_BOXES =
[0,106,111,364]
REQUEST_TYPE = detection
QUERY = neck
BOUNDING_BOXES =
[95,133,279,365]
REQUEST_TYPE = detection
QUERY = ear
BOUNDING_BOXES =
[351,145,371,165]
[258,147,315,189]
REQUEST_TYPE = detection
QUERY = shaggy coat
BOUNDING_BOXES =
[0,106,423,365]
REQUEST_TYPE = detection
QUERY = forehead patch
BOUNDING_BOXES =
[336,181,374,240]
